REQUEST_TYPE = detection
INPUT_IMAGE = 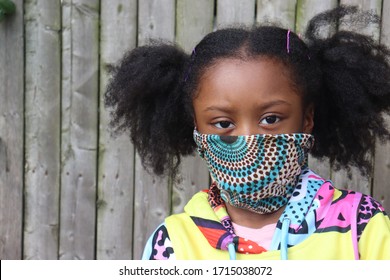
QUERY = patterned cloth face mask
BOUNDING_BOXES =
[193,130,314,214]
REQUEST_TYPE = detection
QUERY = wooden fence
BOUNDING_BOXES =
[1,0,390,260]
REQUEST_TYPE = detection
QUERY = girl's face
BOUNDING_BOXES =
[193,57,314,136]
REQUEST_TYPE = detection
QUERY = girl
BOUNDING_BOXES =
[105,6,390,259]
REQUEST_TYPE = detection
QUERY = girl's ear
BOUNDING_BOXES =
[303,104,314,134]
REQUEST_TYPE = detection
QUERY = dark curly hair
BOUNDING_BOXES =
[104,6,390,179]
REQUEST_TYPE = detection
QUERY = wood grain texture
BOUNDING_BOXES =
[0,0,24,260]
[176,0,215,51]
[133,161,171,259]
[256,0,297,29]
[216,0,256,28]
[97,0,137,260]
[173,0,214,214]
[132,0,176,260]
[138,0,175,45]
[23,0,61,260]
[373,0,390,211]
[60,0,100,259]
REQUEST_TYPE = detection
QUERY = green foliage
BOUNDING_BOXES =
[0,0,16,22]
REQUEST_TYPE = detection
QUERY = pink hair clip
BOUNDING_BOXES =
[287,29,291,53]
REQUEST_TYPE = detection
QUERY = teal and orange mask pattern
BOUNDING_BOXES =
[193,130,314,214]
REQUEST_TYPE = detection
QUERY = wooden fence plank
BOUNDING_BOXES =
[373,0,390,211]
[256,0,297,29]
[132,0,176,260]
[216,0,256,28]
[0,0,24,260]
[332,0,383,195]
[23,0,61,260]
[173,0,214,214]
[295,0,338,180]
[176,0,215,50]
[60,0,100,259]
[138,0,175,45]
[133,161,171,259]
[97,0,137,260]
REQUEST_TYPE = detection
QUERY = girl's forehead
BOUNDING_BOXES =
[195,57,300,104]
[200,56,293,85]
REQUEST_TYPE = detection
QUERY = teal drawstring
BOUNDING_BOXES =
[280,218,290,260]
[227,242,236,260]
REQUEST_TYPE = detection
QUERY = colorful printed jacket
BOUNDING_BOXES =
[142,169,390,260]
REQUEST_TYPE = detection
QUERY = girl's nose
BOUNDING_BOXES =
[233,123,259,136]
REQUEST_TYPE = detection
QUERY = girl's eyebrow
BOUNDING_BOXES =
[203,100,291,113]
[258,100,292,111]
[203,105,235,113]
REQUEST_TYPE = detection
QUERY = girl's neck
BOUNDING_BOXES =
[225,203,285,229]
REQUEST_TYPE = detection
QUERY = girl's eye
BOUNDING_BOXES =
[214,121,234,129]
[260,115,280,125]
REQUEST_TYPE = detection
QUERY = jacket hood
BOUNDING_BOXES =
[183,168,345,259]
